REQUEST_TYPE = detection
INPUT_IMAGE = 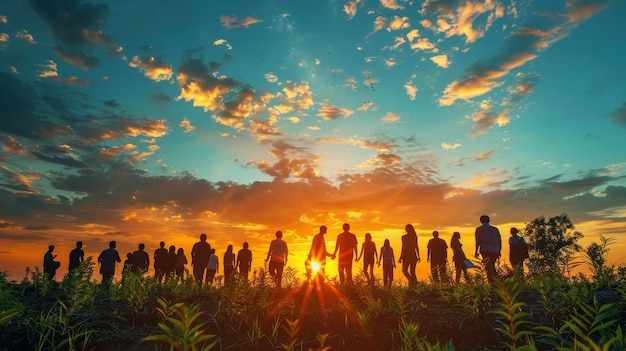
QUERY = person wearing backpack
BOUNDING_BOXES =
[509,227,529,280]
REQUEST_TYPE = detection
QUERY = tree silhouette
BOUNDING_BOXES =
[523,213,583,279]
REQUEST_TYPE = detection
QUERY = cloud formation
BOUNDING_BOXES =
[29,0,118,69]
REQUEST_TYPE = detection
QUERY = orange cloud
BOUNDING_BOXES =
[431,54,450,68]
[382,112,400,124]
[381,0,405,10]
[317,105,354,121]
[420,0,504,43]
[344,0,363,19]
[129,56,173,82]
[179,118,196,133]
[220,15,263,29]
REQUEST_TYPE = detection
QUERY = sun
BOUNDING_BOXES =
[310,260,321,274]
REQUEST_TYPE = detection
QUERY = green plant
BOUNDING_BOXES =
[584,235,620,288]
[492,278,535,351]
[110,270,157,319]
[22,267,51,296]
[446,279,492,321]
[280,318,300,351]
[0,306,22,325]
[59,257,97,311]
[536,296,622,350]
[247,315,265,350]
[310,332,332,351]
[524,213,583,279]
[268,316,283,348]
[355,308,372,336]
[398,318,421,351]
[28,299,94,351]
[143,297,217,351]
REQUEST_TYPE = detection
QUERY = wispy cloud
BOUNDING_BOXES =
[220,15,263,29]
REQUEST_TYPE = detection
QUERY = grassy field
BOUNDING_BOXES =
[1,257,625,351]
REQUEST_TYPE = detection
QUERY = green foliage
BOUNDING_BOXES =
[399,318,421,351]
[311,332,332,351]
[0,306,22,325]
[281,265,302,289]
[280,318,300,351]
[439,278,493,321]
[246,315,265,350]
[583,236,623,288]
[110,270,157,316]
[535,296,624,350]
[59,257,98,311]
[398,318,455,351]
[27,299,94,351]
[492,278,534,351]
[523,213,583,279]
[0,271,24,317]
[143,297,217,351]
[22,267,52,296]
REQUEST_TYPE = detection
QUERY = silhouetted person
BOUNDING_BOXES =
[333,223,358,284]
[308,225,334,284]
[191,234,212,283]
[167,245,177,281]
[43,245,59,281]
[304,257,313,284]
[206,249,219,285]
[154,241,168,283]
[427,231,448,284]
[236,242,252,282]
[175,247,188,282]
[68,241,84,271]
[356,232,377,286]
[450,232,469,284]
[131,243,149,273]
[377,239,396,288]
[98,241,121,284]
[123,253,133,275]
[265,230,288,288]
[399,224,420,285]
[223,245,235,284]
[474,215,502,283]
[509,227,529,280]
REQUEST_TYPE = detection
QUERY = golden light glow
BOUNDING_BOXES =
[310,260,320,274]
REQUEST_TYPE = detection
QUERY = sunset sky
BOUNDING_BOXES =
[1,0,625,282]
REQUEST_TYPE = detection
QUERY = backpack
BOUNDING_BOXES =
[511,236,529,262]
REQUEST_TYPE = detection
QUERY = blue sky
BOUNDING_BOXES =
[0,0,624,280]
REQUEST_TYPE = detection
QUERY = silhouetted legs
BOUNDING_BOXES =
[481,252,499,283]
[430,263,448,284]
[268,261,285,288]
[402,260,417,284]
[338,262,353,284]
[383,265,393,287]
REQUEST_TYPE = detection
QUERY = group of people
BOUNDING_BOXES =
[41,215,529,287]
[304,216,529,287]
